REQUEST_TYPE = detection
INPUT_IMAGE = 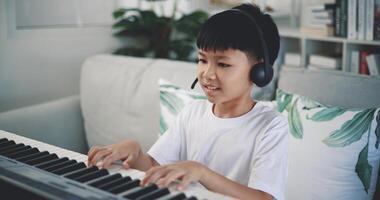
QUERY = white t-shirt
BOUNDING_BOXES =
[148,100,288,200]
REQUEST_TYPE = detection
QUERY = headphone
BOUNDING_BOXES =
[191,8,273,89]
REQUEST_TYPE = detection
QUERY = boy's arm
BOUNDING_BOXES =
[199,164,273,200]
[131,152,160,171]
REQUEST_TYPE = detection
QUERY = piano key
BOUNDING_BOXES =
[34,157,69,169]
[0,143,25,154]
[25,153,59,165]
[186,196,198,200]
[44,160,77,172]
[17,151,49,163]
[87,173,122,188]
[7,147,38,159]
[122,184,159,199]
[97,176,132,190]
[0,138,8,143]
[74,168,109,183]
[0,140,15,148]
[2,145,32,157]
[0,142,20,153]
[107,179,140,194]
[63,166,99,179]
[156,193,187,200]
[51,162,86,175]
[136,187,170,200]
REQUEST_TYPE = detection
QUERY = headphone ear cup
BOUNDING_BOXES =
[250,63,273,87]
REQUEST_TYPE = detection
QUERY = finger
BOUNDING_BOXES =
[101,153,117,169]
[177,175,192,191]
[141,167,171,186]
[87,146,101,164]
[160,170,186,187]
[91,149,112,166]
[122,155,134,169]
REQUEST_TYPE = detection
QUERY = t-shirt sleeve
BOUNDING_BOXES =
[248,115,289,200]
[147,104,190,165]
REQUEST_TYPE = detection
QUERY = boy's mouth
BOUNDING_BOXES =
[203,84,221,92]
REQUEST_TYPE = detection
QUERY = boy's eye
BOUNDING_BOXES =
[198,58,207,64]
[218,63,231,68]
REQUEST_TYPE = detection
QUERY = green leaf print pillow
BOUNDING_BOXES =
[276,89,380,200]
[159,79,206,135]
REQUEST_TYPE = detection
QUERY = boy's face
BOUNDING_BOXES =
[197,48,254,105]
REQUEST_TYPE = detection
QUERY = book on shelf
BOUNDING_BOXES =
[366,54,380,75]
[367,0,375,40]
[305,3,336,36]
[375,0,380,40]
[350,50,360,74]
[300,26,335,37]
[359,51,370,75]
[309,3,337,12]
[309,54,342,70]
[358,0,367,40]
[284,53,301,67]
[347,0,357,39]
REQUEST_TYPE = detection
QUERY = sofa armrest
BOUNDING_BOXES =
[0,95,88,154]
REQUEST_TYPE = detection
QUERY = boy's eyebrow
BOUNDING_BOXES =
[198,52,231,60]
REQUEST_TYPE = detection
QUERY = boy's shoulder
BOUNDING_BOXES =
[254,101,287,127]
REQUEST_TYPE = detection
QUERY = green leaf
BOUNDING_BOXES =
[288,99,303,139]
[355,144,373,193]
[306,107,347,121]
[276,90,293,113]
[375,110,380,149]
[300,96,321,110]
[160,91,184,115]
[323,109,376,147]
[189,94,207,100]
[159,114,168,135]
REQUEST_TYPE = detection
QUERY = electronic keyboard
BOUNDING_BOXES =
[0,130,232,200]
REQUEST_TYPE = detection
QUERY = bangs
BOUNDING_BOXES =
[196,11,262,59]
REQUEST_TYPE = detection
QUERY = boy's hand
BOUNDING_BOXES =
[87,140,142,169]
[141,161,204,190]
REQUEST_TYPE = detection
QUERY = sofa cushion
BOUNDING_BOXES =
[80,55,199,151]
[276,89,380,200]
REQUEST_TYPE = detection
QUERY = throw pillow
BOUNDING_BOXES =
[276,89,380,200]
[159,78,206,135]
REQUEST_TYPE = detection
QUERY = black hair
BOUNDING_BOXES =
[196,3,280,65]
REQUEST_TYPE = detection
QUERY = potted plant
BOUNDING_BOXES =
[112,0,209,62]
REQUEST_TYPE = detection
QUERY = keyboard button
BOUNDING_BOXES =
[17,151,49,163]
[35,157,69,169]
[2,145,32,157]
[51,162,86,175]
[0,140,15,149]
[25,153,59,165]
[75,168,109,183]
[185,196,198,200]
[87,173,122,188]
[64,166,99,179]
[107,179,140,194]
[123,184,158,199]
[0,143,25,154]
[7,147,38,159]
[44,160,77,172]
[97,176,132,190]
[136,188,170,200]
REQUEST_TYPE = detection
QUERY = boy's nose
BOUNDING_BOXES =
[203,65,216,80]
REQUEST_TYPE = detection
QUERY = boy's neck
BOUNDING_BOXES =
[213,98,256,118]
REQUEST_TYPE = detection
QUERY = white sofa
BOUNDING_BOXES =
[1,54,379,199]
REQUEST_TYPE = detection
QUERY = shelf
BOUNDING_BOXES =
[278,27,380,46]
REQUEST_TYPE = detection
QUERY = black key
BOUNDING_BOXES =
[167,193,187,200]
[185,197,197,200]
[136,188,170,200]
[75,169,109,183]
[98,176,132,190]
[87,173,122,188]
[2,145,31,157]
[64,166,99,179]
[107,179,140,194]
[123,184,159,199]
[0,143,25,154]
[51,162,86,175]
[0,142,20,153]
[0,140,15,148]
[25,153,58,165]
[7,147,38,159]
[44,160,77,172]
[35,157,69,169]
[17,151,49,163]
[0,138,8,143]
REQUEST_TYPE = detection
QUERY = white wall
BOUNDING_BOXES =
[0,0,120,112]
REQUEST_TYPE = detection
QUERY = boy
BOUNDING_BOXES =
[88,3,288,200]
